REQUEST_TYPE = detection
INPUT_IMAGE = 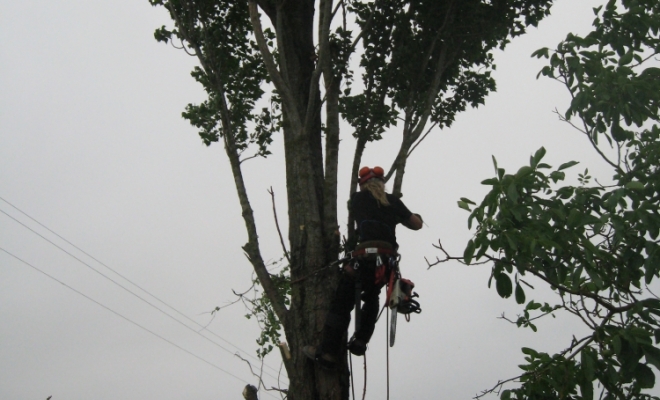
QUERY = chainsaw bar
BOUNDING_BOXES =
[389,308,397,347]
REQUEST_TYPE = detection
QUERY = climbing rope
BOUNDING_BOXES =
[348,348,369,400]
[349,353,355,400]
[386,307,390,400]
[362,353,367,400]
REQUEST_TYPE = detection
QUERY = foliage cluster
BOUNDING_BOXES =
[246,261,291,359]
[460,1,660,398]
[151,0,279,156]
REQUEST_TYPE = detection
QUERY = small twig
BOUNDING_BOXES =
[630,51,660,68]
[197,283,256,332]
[407,121,438,157]
[330,0,345,19]
[276,362,287,399]
[169,35,198,57]
[240,153,261,164]
[646,284,660,300]
[268,187,291,264]
[553,105,622,173]
[426,239,489,269]
[236,353,267,392]
[498,313,517,324]
[566,336,595,361]
[474,376,520,399]
[237,352,289,396]
[580,296,599,329]
[519,279,535,290]
[475,334,593,399]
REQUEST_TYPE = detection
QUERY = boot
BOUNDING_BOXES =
[347,335,367,356]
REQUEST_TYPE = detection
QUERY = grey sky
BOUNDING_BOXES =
[0,0,645,399]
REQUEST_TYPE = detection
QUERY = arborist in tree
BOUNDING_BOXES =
[303,166,423,368]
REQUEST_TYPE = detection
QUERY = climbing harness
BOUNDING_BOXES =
[301,240,422,400]
[343,241,423,348]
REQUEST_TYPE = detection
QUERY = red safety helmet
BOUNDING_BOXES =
[358,166,385,185]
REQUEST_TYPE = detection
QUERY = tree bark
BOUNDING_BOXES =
[252,1,347,398]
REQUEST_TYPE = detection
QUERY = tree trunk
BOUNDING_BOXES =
[254,1,347,398]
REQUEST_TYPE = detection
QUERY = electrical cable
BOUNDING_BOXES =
[0,207,281,381]
[0,198,283,380]
[0,247,280,400]
[0,196,266,361]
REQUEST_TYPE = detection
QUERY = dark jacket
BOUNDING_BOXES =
[351,190,413,248]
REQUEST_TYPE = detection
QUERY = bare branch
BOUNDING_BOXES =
[240,153,262,164]
[426,239,489,269]
[630,50,660,68]
[474,376,520,399]
[267,187,291,264]
[554,78,623,173]
[407,121,439,157]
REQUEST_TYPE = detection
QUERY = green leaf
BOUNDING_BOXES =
[558,160,579,171]
[585,267,604,289]
[619,50,634,66]
[458,200,471,211]
[613,335,622,356]
[495,273,513,298]
[635,363,655,388]
[516,165,533,178]
[515,282,526,304]
[582,348,596,381]
[643,345,660,371]
[531,47,549,59]
[464,239,475,265]
[531,147,546,167]
[626,181,645,190]
[507,182,519,203]
[521,347,537,356]
[580,381,594,400]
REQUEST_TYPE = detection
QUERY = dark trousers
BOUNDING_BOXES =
[320,261,384,356]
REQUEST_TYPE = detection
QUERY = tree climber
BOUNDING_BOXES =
[303,166,423,368]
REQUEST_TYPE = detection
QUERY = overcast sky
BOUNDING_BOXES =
[1,1,652,399]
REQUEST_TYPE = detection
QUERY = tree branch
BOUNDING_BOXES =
[268,187,290,264]
[248,1,302,132]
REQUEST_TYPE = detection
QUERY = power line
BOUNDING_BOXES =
[0,197,284,380]
[0,246,281,400]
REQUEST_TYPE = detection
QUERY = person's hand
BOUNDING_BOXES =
[403,213,423,230]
